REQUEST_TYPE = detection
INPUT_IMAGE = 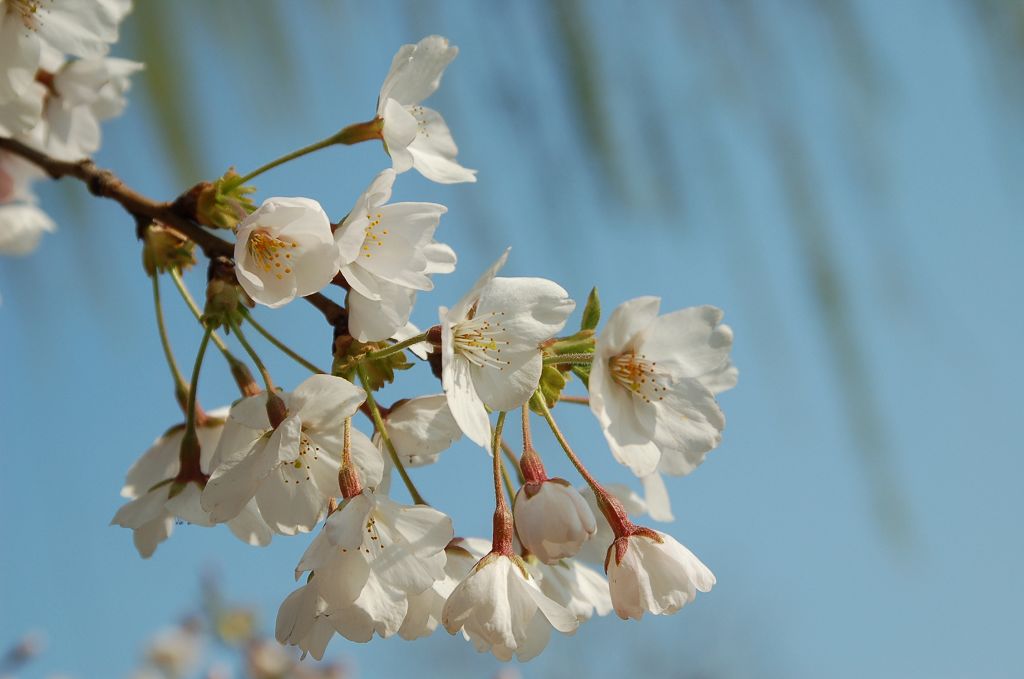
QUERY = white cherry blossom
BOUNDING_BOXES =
[377,35,476,183]
[441,250,575,447]
[335,169,455,341]
[0,0,130,134]
[514,480,596,564]
[201,375,377,534]
[110,407,272,558]
[606,529,715,620]
[442,553,579,661]
[377,394,462,468]
[234,197,341,309]
[294,488,453,642]
[19,56,143,161]
[589,297,735,477]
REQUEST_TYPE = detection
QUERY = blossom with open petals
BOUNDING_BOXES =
[294,488,453,642]
[442,553,579,661]
[201,375,377,534]
[589,297,735,477]
[0,0,131,135]
[234,197,341,308]
[110,407,272,557]
[441,250,575,447]
[606,529,714,620]
[335,169,455,341]
[377,35,476,183]
[20,56,143,161]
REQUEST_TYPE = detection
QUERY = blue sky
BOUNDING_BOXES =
[2,1,1023,677]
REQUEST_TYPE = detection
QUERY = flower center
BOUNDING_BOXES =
[363,516,386,555]
[452,311,512,369]
[360,212,389,259]
[246,229,297,280]
[10,0,44,30]
[282,433,322,484]
[609,350,667,403]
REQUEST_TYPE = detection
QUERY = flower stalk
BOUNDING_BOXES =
[531,391,635,540]
[233,120,383,186]
[490,411,514,556]
[355,363,426,505]
[241,309,325,375]
[151,272,189,411]
[169,268,260,396]
[228,317,287,427]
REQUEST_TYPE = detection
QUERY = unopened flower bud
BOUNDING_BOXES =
[195,170,256,230]
[514,479,596,563]
[142,223,195,276]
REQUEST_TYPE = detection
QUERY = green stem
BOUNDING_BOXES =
[500,452,517,506]
[492,412,509,512]
[531,391,603,494]
[356,363,426,505]
[169,268,231,356]
[183,327,213,445]
[500,439,526,485]
[151,273,189,406]
[235,136,339,186]
[229,317,275,393]
[234,120,381,186]
[242,309,325,374]
[542,352,594,366]
[358,332,430,364]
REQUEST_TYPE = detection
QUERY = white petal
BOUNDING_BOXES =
[381,98,416,172]
[443,354,491,448]
[288,374,365,431]
[0,204,56,256]
[347,284,416,343]
[378,35,458,108]
[448,249,509,322]
[474,277,575,347]
[599,296,661,358]
[255,465,327,535]
[405,106,476,184]
[652,379,725,477]
[640,473,674,522]
[226,500,273,547]
[469,350,543,412]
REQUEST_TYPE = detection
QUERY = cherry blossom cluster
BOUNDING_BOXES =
[0,0,138,258]
[0,17,738,665]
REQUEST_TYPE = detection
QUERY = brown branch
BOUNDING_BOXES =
[0,136,345,324]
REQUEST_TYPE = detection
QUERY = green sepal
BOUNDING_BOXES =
[571,364,591,388]
[581,287,600,331]
[197,169,256,230]
[332,338,411,390]
[531,364,568,412]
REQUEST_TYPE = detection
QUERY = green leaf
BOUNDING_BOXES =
[581,286,601,330]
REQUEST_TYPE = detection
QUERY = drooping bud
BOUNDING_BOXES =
[514,478,597,563]
[204,256,248,330]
